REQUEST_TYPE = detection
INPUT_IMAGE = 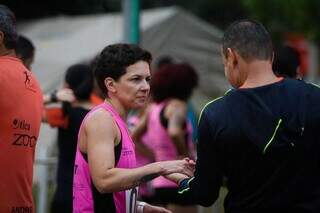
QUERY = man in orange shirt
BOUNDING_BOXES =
[0,5,43,213]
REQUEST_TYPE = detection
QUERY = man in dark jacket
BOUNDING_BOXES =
[168,20,320,213]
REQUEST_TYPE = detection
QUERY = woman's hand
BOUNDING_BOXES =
[159,158,195,177]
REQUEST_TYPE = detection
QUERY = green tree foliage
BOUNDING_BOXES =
[242,0,320,42]
[3,0,319,44]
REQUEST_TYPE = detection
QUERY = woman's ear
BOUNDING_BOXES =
[104,77,116,94]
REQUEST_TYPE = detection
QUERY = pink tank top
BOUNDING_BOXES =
[73,102,137,213]
[148,102,194,188]
[127,115,154,167]
[127,114,155,197]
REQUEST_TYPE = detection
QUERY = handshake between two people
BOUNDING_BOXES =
[160,158,196,185]
[143,158,195,212]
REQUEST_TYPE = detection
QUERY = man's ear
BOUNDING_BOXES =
[104,77,116,94]
[227,48,238,67]
[0,31,4,46]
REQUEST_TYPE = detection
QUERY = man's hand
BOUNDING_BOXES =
[164,173,189,184]
[143,204,172,213]
[163,158,195,184]
[159,158,195,177]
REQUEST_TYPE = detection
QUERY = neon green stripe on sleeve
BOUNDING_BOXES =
[198,97,223,124]
[178,177,195,194]
[311,83,320,88]
[198,89,232,124]
[263,118,282,154]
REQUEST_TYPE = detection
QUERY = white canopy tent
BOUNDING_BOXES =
[19,6,229,111]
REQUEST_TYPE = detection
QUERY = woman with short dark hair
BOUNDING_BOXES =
[73,44,195,213]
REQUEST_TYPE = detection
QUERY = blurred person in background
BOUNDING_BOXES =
[43,64,94,213]
[15,35,35,70]
[73,43,195,213]
[88,56,105,105]
[0,5,43,213]
[154,55,199,143]
[273,45,302,79]
[132,63,198,213]
[128,102,157,204]
[167,19,320,213]
[154,55,174,70]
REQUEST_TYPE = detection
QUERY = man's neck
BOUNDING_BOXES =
[240,60,281,88]
[0,47,15,57]
[0,50,16,57]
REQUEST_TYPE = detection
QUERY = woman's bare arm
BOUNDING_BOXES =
[131,107,155,160]
[166,100,189,157]
[85,109,193,193]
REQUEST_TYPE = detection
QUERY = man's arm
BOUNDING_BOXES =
[166,109,223,206]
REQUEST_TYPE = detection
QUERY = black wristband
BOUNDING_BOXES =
[50,90,58,103]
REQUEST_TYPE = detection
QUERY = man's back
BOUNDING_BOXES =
[201,79,320,212]
[0,56,42,212]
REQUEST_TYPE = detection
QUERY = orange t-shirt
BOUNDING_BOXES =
[0,56,43,213]
[90,93,103,105]
[45,107,69,128]
[44,93,103,128]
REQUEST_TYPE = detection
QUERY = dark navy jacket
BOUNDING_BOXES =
[179,79,320,213]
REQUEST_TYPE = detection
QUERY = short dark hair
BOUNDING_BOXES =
[273,45,300,78]
[65,64,93,101]
[15,35,35,61]
[0,5,18,49]
[93,43,152,95]
[151,63,198,102]
[222,19,273,61]
[155,55,174,69]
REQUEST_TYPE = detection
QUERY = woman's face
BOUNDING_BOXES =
[113,61,151,109]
